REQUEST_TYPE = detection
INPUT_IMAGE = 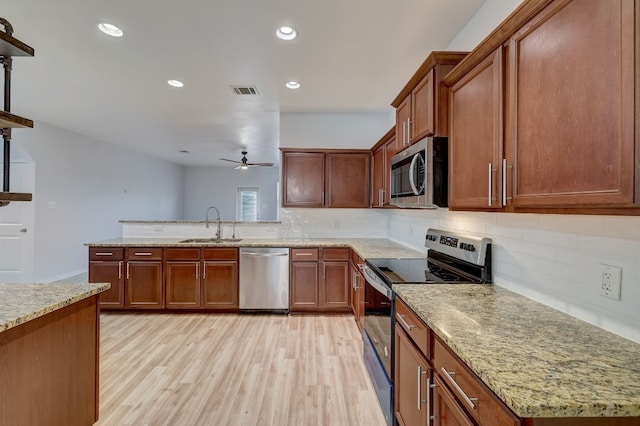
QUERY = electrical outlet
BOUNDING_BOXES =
[599,264,622,300]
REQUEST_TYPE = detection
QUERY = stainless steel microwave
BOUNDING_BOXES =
[390,137,448,208]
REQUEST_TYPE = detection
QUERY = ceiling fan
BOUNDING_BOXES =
[219,151,274,170]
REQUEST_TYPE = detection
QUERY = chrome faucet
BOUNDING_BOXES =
[205,206,221,240]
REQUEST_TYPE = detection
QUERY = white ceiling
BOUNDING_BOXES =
[3,0,485,167]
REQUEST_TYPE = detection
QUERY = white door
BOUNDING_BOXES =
[0,162,35,282]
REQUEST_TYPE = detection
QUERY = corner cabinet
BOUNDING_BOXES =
[445,0,640,214]
[391,51,468,147]
[281,149,371,208]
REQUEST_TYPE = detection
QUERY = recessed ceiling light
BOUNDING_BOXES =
[286,81,301,89]
[276,26,297,41]
[98,23,123,37]
[167,79,184,88]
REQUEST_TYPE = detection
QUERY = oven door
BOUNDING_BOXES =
[362,264,394,380]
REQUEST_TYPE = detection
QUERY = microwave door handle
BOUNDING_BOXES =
[408,154,420,195]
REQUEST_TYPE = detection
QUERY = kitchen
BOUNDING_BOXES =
[1,0,640,425]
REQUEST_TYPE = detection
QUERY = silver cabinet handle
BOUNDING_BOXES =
[396,313,414,331]
[118,261,123,279]
[203,262,207,279]
[95,252,113,256]
[134,252,153,256]
[126,262,130,280]
[502,158,512,206]
[427,377,432,422]
[407,117,412,143]
[295,253,314,256]
[242,252,288,257]
[195,262,199,280]
[417,366,423,410]
[440,367,478,410]
[379,188,384,207]
[488,162,493,207]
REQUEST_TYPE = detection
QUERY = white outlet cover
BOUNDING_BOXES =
[599,264,622,300]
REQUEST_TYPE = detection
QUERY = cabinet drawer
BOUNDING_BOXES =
[291,248,319,261]
[165,247,200,261]
[89,247,124,261]
[395,297,430,359]
[127,248,163,261]
[322,247,350,261]
[202,248,238,261]
[434,337,520,426]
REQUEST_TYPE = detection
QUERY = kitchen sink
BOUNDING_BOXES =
[178,238,242,243]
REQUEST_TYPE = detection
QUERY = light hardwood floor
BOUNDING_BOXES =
[97,313,387,426]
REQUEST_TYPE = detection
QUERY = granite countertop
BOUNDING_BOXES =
[0,282,110,333]
[393,284,640,418]
[119,220,281,224]
[86,237,424,260]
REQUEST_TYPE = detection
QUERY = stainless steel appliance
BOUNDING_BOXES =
[390,137,448,208]
[361,229,492,426]
[239,247,289,312]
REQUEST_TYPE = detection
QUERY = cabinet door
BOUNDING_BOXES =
[326,153,371,208]
[321,261,350,311]
[290,261,319,311]
[395,325,432,426]
[432,375,474,426]
[282,152,325,207]
[126,261,164,308]
[201,261,238,309]
[449,48,504,209]
[165,261,200,309]
[372,145,386,208]
[507,0,636,207]
[412,68,435,141]
[396,95,411,148]
[89,261,124,308]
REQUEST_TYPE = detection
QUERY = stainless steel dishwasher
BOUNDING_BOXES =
[239,247,289,312]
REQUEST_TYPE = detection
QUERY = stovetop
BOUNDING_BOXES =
[365,257,482,285]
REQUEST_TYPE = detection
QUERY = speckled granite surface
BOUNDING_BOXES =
[0,282,110,333]
[86,238,424,260]
[119,220,281,224]
[393,284,640,418]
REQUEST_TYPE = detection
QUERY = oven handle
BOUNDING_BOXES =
[362,264,394,299]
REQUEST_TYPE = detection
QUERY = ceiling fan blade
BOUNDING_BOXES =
[220,158,241,164]
[246,162,274,167]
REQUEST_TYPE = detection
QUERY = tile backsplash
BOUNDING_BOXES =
[385,209,640,344]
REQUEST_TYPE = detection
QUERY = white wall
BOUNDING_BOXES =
[183,166,279,221]
[19,122,184,282]
[446,0,524,51]
[280,112,394,149]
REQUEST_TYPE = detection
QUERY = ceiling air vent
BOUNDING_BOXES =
[231,86,259,96]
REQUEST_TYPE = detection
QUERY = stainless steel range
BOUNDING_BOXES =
[361,229,492,426]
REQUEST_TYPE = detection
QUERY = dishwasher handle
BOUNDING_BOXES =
[241,252,288,257]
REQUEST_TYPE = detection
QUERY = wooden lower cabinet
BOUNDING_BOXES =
[432,374,475,426]
[202,260,238,309]
[88,247,125,308]
[126,260,164,308]
[395,325,432,426]
[290,247,351,312]
[165,261,200,308]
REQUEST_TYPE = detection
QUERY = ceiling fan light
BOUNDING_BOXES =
[240,163,249,170]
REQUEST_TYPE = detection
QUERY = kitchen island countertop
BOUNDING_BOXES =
[85,237,424,260]
[394,284,640,418]
[0,282,110,333]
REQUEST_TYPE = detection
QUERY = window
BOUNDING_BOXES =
[237,187,260,221]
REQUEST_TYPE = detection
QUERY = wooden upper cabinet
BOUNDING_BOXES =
[326,152,370,208]
[392,52,468,146]
[281,149,371,208]
[282,152,325,207]
[444,0,639,214]
[448,48,504,209]
[371,127,396,208]
[506,0,637,208]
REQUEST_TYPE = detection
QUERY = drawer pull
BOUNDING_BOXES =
[396,313,415,331]
[296,253,314,256]
[118,261,123,279]
[441,367,478,410]
[417,366,428,410]
[134,252,153,256]
[95,252,113,256]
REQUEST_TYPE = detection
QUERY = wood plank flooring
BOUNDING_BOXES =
[97,313,386,426]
